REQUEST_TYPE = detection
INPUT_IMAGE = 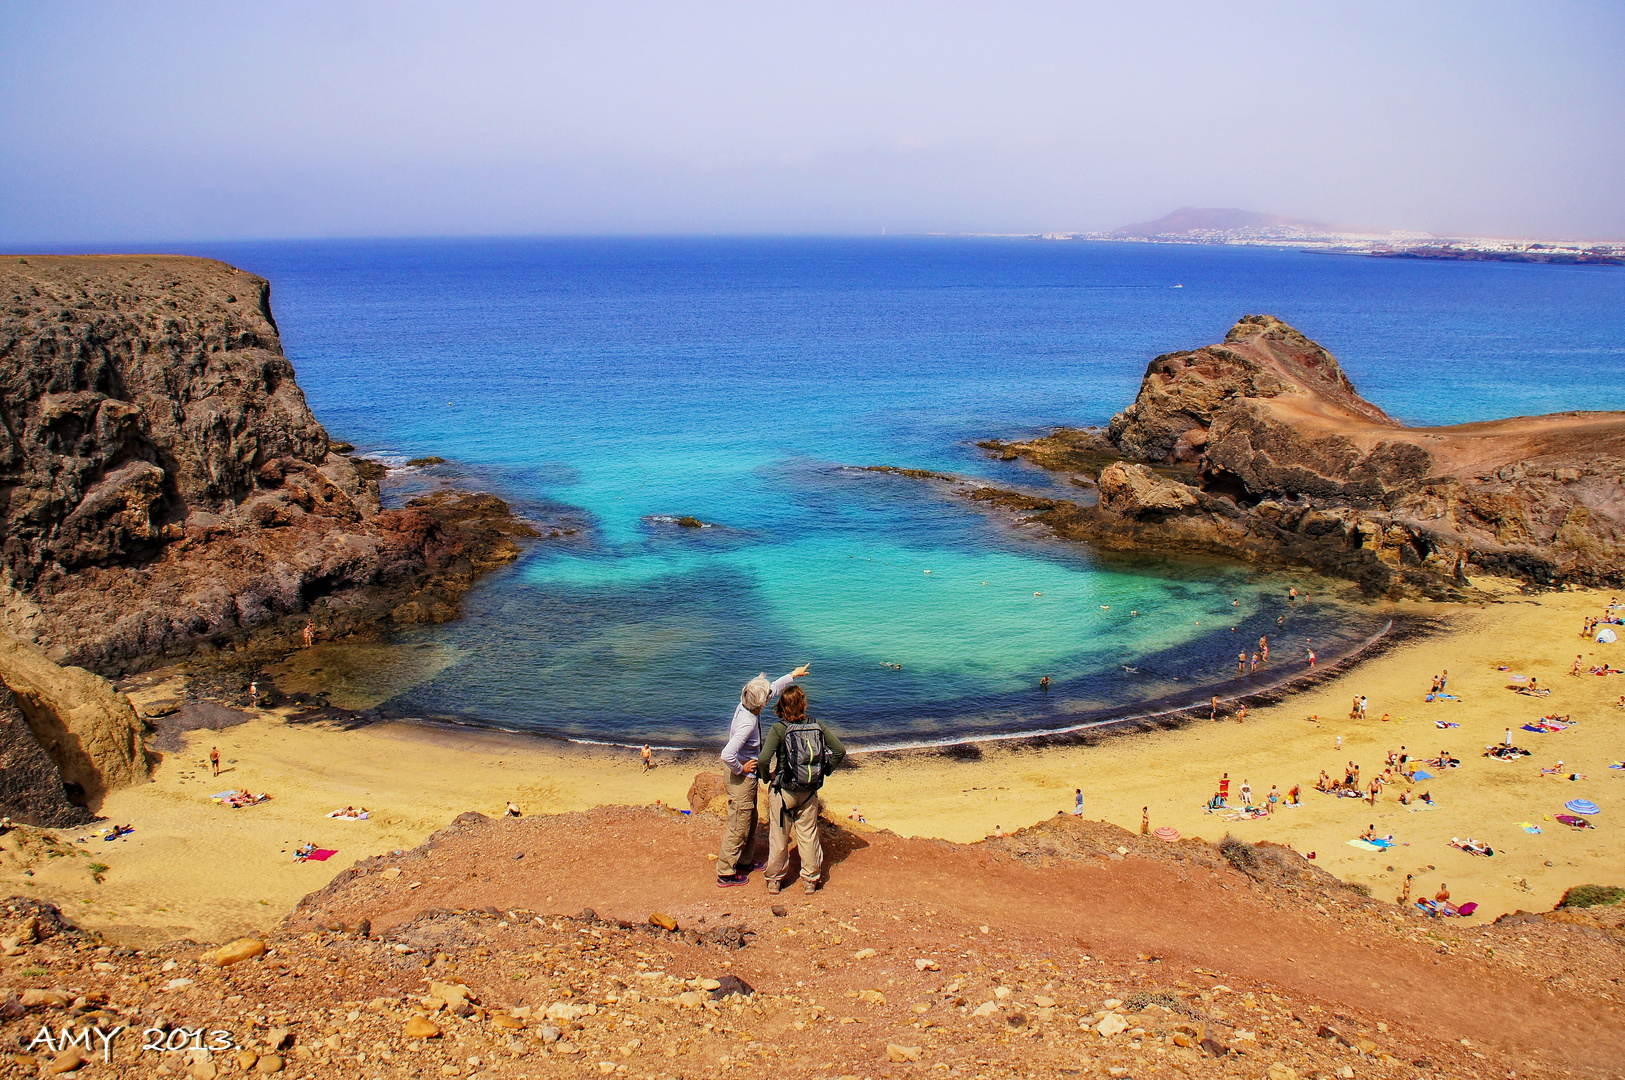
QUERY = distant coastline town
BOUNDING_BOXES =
[1035,206,1625,265]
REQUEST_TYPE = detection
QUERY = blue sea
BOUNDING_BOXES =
[146,239,1625,746]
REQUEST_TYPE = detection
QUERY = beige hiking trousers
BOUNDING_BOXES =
[716,769,758,876]
[765,786,823,883]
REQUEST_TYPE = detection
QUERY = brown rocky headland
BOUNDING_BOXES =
[0,254,547,825]
[966,314,1625,598]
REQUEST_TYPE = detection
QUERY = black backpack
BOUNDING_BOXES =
[774,720,828,792]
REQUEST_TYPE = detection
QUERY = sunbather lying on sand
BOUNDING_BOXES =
[1449,837,1494,856]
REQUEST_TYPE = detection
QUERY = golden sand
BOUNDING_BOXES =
[3,582,1620,945]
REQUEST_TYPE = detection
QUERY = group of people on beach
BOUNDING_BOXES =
[715,664,847,894]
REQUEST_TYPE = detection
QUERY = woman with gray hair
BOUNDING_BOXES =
[716,662,809,887]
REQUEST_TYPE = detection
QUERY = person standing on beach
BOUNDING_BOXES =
[1219,773,1230,804]
[640,744,653,772]
[303,620,315,648]
[1210,696,1219,721]
[1259,636,1269,663]
[1250,652,1259,675]
[1240,780,1253,807]
[756,685,845,896]
[1236,704,1246,723]
[1359,695,1368,719]
[1073,789,1083,816]
[717,663,810,887]
[1398,874,1413,907]
[209,746,220,776]
[1307,648,1316,668]
[1140,807,1149,834]
[1237,652,1247,677]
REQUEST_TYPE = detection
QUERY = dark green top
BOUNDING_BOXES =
[754,718,847,783]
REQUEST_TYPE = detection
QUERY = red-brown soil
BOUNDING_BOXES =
[276,805,1625,1078]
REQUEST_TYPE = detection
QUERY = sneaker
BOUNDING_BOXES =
[716,873,749,888]
[803,878,820,895]
[765,878,782,895]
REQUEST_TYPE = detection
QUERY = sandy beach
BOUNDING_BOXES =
[3,580,1619,946]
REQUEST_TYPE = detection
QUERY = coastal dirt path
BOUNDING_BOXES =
[295,806,1625,1077]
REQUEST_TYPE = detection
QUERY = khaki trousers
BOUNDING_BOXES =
[716,770,758,876]
[765,786,823,883]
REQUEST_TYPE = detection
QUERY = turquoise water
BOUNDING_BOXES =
[152,238,1625,745]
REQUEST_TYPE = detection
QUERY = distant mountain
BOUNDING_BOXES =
[1111,207,1345,238]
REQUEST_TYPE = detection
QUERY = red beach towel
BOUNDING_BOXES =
[308,849,337,861]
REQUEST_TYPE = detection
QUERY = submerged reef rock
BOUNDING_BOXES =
[0,255,539,670]
[971,315,1625,598]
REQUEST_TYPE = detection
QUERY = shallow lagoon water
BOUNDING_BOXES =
[154,238,1625,746]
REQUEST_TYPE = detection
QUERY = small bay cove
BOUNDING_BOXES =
[138,236,1625,746]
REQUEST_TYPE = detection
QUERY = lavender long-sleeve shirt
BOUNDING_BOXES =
[719,671,796,775]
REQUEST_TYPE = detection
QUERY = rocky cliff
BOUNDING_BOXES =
[0,255,541,670]
[977,315,1625,597]
[0,687,94,827]
[1,256,328,583]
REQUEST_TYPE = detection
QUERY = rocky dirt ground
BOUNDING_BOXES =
[3,805,1622,1080]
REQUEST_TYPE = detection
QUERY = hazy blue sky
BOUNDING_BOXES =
[2,2,1621,242]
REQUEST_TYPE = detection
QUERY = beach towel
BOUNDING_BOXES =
[1412,770,1434,780]
[326,810,370,820]
[1433,721,1458,729]
[1153,826,1180,842]
[1555,814,1594,829]
[1610,762,1624,770]
[212,790,237,800]
[1516,821,1543,833]
[1598,628,1618,643]
[1565,799,1600,815]
[307,849,337,861]
[1346,839,1381,851]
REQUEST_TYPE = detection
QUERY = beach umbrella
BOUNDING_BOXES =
[1565,799,1600,815]
[1597,628,1618,643]
[1153,826,1180,842]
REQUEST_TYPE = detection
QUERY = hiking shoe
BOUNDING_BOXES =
[803,878,820,895]
[765,878,782,895]
[716,873,749,888]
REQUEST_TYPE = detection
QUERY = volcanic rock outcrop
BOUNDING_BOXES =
[0,255,540,670]
[975,315,1625,596]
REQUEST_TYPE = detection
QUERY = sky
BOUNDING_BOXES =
[2,2,1622,242]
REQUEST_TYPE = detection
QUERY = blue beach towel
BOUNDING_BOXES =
[1412,770,1434,780]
